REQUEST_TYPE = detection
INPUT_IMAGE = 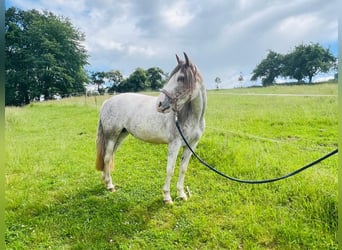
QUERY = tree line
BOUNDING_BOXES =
[89,67,167,95]
[5,7,338,105]
[251,43,337,86]
[5,7,167,106]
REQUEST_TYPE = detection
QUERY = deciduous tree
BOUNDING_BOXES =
[118,68,147,92]
[251,43,337,86]
[251,50,284,86]
[90,71,106,93]
[5,7,88,105]
[146,67,165,90]
[283,43,336,83]
[106,70,123,92]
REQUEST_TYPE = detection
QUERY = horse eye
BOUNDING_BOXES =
[177,76,185,82]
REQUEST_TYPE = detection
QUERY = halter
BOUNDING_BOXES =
[160,88,192,112]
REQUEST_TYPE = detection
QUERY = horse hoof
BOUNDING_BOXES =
[180,196,187,201]
[164,199,174,205]
[108,187,116,192]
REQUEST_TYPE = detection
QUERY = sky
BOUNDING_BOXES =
[6,0,339,89]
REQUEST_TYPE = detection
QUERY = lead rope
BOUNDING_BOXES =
[175,114,338,184]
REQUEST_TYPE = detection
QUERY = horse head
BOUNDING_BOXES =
[157,52,202,113]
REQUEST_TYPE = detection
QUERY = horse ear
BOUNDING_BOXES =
[184,52,191,66]
[175,54,181,64]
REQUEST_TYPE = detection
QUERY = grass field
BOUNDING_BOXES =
[5,83,337,249]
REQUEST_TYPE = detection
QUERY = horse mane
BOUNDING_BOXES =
[168,61,203,95]
[170,62,206,125]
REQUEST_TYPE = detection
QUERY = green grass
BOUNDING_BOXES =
[5,83,337,249]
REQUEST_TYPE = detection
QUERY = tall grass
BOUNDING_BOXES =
[5,83,337,249]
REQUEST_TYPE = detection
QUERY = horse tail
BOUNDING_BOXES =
[96,119,105,171]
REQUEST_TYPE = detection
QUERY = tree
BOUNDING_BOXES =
[106,70,123,92]
[238,73,244,82]
[251,43,337,86]
[238,72,244,88]
[214,77,221,90]
[90,71,106,93]
[5,7,88,105]
[251,50,284,86]
[146,67,165,90]
[283,43,336,83]
[118,68,147,92]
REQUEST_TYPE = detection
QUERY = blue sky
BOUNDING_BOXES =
[6,0,338,88]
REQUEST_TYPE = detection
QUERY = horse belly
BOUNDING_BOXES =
[125,104,170,144]
[128,118,169,144]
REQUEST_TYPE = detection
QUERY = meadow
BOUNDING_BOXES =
[5,83,337,249]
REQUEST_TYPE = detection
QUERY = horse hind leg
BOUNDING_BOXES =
[103,139,115,191]
[102,130,129,192]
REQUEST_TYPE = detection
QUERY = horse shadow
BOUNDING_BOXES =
[10,184,168,247]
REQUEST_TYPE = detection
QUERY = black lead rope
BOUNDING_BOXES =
[175,116,338,184]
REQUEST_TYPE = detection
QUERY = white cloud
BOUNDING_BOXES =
[95,40,124,52]
[127,45,157,57]
[7,0,338,89]
[161,1,195,29]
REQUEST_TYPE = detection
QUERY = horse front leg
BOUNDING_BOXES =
[177,142,198,201]
[163,141,181,204]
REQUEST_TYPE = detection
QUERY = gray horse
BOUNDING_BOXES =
[96,53,206,204]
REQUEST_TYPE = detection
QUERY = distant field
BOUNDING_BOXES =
[214,83,338,95]
[5,83,337,249]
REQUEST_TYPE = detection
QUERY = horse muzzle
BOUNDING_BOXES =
[157,93,172,113]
